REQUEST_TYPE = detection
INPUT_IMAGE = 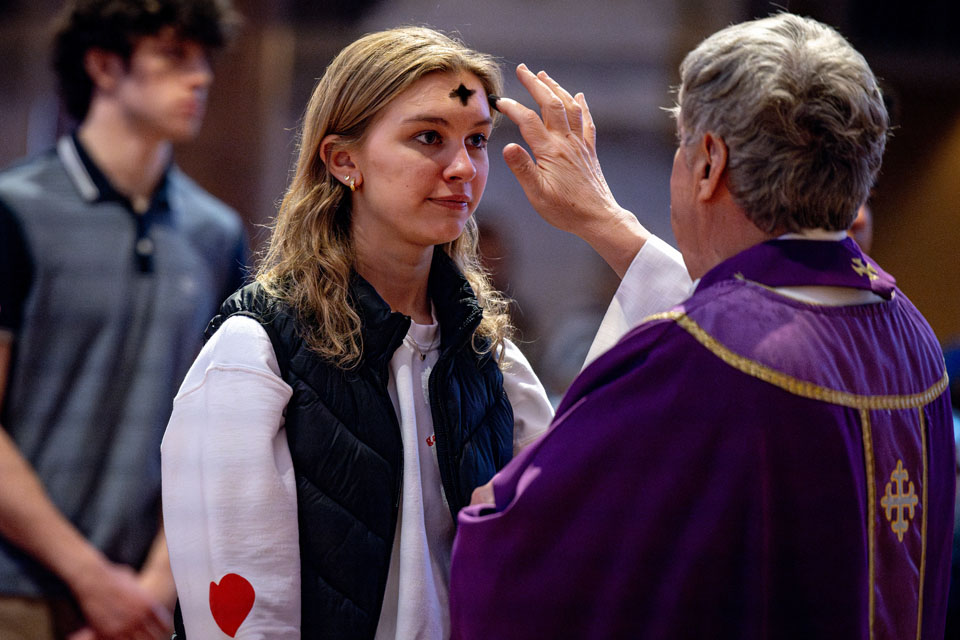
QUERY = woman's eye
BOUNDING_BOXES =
[415,131,442,145]
[468,133,488,150]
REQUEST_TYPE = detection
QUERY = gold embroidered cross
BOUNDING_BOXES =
[851,258,879,281]
[880,459,918,543]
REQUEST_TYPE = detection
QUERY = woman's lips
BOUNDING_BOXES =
[429,196,471,210]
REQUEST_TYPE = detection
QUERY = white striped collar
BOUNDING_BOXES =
[56,135,99,202]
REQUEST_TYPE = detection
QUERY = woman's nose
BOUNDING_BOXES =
[443,144,477,182]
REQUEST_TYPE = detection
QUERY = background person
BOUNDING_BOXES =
[0,1,245,639]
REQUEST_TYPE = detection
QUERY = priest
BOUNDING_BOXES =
[450,13,954,640]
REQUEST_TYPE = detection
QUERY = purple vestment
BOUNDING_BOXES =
[449,238,954,640]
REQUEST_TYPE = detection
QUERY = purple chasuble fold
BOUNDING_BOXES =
[449,238,954,640]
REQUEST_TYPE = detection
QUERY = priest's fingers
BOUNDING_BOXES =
[495,75,628,254]
[515,63,571,132]
[501,142,546,215]
[498,95,613,237]
[470,480,495,507]
[536,70,584,137]
[490,95,554,157]
[576,92,598,153]
[493,96,577,202]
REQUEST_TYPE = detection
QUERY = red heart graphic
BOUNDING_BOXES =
[209,573,255,637]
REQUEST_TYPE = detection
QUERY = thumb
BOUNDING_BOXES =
[502,143,540,194]
[470,480,495,507]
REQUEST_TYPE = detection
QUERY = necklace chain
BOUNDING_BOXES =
[405,334,439,361]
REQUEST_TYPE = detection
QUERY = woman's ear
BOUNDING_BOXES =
[320,135,358,189]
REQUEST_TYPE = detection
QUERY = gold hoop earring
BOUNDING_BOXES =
[349,178,356,192]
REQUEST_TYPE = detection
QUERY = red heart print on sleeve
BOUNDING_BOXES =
[209,573,255,637]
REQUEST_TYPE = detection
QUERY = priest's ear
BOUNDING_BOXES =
[696,132,728,201]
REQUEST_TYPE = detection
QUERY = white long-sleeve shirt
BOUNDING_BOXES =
[584,234,692,367]
[161,315,554,640]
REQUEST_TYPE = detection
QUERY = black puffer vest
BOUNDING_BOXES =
[202,248,513,639]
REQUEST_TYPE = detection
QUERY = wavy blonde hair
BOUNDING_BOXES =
[256,26,511,369]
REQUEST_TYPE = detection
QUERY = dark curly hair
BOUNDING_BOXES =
[52,0,241,121]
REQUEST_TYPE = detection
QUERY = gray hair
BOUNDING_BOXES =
[671,13,888,233]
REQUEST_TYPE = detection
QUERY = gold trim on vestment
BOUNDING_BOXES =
[642,310,951,640]
[643,311,949,409]
[860,408,877,640]
[916,407,928,640]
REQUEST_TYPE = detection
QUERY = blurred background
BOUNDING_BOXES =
[2,0,958,399]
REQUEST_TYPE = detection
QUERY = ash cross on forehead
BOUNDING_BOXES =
[449,83,476,106]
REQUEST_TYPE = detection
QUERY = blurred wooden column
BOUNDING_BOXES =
[0,0,63,168]
[175,0,297,251]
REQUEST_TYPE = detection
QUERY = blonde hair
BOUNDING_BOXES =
[256,26,510,368]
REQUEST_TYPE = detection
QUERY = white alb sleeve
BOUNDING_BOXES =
[500,338,555,453]
[161,316,299,639]
[583,235,693,368]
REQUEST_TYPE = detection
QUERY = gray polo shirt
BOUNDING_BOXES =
[0,135,247,598]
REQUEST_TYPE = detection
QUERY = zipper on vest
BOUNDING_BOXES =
[374,351,405,514]
[428,360,461,518]
[394,460,403,508]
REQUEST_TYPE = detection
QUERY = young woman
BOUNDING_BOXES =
[160,27,554,639]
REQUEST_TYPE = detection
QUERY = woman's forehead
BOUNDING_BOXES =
[392,71,488,111]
